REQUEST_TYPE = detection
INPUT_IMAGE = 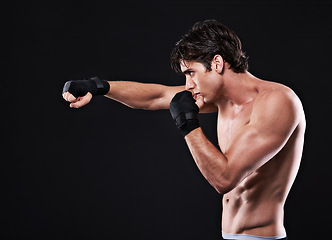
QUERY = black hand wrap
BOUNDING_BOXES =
[62,76,110,98]
[169,91,200,137]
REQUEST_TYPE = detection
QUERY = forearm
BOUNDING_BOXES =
[106,81,184,110]
[185,128,232,194]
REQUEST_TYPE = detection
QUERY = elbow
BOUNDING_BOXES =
[213,185,225,195]
[211,175,238,195]
[213,182,234,195]
[212,160,245,195]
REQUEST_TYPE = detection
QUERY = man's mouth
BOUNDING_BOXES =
[193,92,201,100]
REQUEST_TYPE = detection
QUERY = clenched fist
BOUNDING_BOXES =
[62,76,109,108]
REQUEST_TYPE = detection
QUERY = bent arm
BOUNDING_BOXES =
[184,91,302,194]
[105,81,185,110]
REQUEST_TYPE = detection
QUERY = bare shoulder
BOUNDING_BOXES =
[255,81,303,112]
[251,81,305,131]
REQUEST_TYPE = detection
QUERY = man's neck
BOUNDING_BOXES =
[217,71,260,107]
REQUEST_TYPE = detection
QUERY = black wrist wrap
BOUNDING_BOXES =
[62,76,110,98]
[169,91,200,137]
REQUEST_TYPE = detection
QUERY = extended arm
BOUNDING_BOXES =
[62,77,184,110]
[105,81,185,110]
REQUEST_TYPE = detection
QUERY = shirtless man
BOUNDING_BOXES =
[62,20,305,240]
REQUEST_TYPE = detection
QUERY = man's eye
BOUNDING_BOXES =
[188,71,194,76]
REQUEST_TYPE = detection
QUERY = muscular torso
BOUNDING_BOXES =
[217,81,305,236]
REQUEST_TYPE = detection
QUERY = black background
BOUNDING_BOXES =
[3,0,332,239]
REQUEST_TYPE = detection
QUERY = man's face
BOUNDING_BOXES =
[180,60,223,104]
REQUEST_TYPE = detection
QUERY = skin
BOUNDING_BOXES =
[182,56,305,237]
[63,55,305,237]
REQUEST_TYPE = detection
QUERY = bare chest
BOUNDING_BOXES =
[217,103,253,154]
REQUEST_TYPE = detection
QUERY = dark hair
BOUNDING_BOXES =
[170,19,248,74]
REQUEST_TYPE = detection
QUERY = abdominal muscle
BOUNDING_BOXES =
[220,110,305,236]
[222,171,287,237]
[221,140,301,237]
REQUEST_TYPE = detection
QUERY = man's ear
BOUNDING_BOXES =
[212,55,224,74]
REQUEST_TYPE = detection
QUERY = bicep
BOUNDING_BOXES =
[224,92,301,184]
[150,86,218,112]
[148,85,185,110]
[225,124,289,183]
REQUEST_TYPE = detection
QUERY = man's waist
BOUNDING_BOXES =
[222,231,287,240]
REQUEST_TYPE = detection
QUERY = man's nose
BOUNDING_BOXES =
[185,76,196,90]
